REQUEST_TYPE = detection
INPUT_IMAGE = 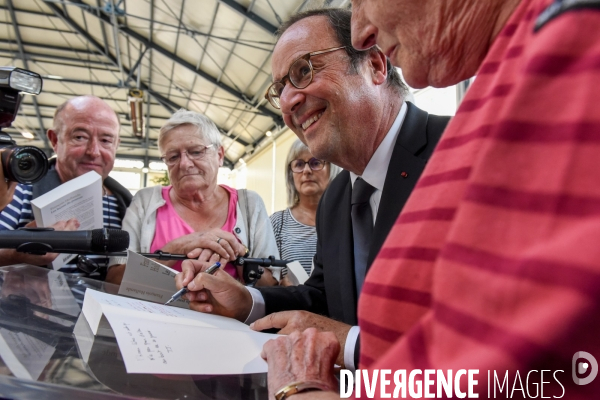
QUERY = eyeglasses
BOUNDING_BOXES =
[264,46,347,109]
[160,144,214,166]
[290,158,326,173]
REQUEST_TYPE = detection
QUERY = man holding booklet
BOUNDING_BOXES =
[0,95,132,276]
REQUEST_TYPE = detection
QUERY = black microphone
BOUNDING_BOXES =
[0,228,129,255]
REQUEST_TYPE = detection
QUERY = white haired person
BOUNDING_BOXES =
[270,139,340,278]
[107,110,279,286]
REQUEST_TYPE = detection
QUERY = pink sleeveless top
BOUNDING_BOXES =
[150,185,239,278]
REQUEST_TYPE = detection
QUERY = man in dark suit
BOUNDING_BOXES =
[177,8,449,368]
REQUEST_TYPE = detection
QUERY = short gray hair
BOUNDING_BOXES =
[285,139,341,207]
[158,109,222,152]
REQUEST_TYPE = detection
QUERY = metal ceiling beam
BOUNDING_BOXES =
[0,20,72,33]
[40,1,249,167]
[144,0,154,172]
[63,0,281,122]
[217,0,278,34]
[95,0,111,58]
[108,0,125,83]
[7,0,51,151]
[43,2,249,152]
[40,75,252,153]
[166,0,186,100]
[0,5,54,18]
[124,46,148,84]
[15,109,166,132]
[185,2,218,110]
[22,90,161,107]
[0,38,109,57]
[0,47,117,68]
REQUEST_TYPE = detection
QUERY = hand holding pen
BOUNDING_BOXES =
[176,258,254,321]
[164,261,221,306]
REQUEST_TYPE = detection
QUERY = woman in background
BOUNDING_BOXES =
[107,110,279,285]
[270,139,340,276]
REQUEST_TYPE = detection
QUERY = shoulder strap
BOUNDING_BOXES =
[237,189,252,252]
[535,0,600,31]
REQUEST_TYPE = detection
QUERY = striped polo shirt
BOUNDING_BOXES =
[358,0,600,398]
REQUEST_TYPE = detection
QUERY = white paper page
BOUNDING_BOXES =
[118,251,188,308]
[83,289,251,335]
[105,312,272,374]
[285,261,310,285]
[31,171,103,270]
[0,328,55,380]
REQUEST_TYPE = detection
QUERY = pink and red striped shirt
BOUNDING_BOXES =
[358,0,600,397]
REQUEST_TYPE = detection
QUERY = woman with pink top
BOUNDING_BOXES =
[106,110,279,286]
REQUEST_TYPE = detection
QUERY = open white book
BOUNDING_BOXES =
[31,171,103,270]
[82,289,276,374]
[118,250,189,308]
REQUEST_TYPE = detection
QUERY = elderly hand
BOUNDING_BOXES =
[162,229,246,265]
[251,311,352,367]
[261,328,339,399]
[176,259,253,321]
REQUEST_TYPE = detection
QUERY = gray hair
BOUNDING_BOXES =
[285,139,341,207]
[158,109,222,152]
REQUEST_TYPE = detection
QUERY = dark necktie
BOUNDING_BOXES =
[351,177,376,296]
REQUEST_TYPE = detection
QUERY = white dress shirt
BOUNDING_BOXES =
[245,101,408,371]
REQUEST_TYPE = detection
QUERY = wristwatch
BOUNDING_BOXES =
[274,381,332,400]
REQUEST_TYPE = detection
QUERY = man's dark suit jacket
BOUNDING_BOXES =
[259,102,450,326]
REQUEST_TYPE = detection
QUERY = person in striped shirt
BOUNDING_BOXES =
[0,96,131,278]
[259,0,600,398]
[271,139,341,278]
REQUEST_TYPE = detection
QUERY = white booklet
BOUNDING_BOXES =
[82,289,277,375]
[31,171,103,270]
[284,261,310,286]
[118,250,189,308]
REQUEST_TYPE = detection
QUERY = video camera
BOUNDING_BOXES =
[0,67,48,184]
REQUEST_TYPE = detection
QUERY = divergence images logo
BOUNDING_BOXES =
[572,351,598,385]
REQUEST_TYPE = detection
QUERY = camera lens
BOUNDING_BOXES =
[18,153,35,171]
[2,146,48,184]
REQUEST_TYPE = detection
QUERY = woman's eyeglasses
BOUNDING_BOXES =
[264,46,347,109]
[160,144,214,166]
[290,158,326,173]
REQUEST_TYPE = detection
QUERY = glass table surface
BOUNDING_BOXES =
[0,265,268,400]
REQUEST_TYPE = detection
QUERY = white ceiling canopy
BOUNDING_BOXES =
[1,0,349,168]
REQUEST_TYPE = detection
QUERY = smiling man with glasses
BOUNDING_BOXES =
[179,8,450,386]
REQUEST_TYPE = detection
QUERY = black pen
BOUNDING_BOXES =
[164,261,221,306]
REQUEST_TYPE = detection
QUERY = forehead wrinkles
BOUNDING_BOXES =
[160,130,206,152]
